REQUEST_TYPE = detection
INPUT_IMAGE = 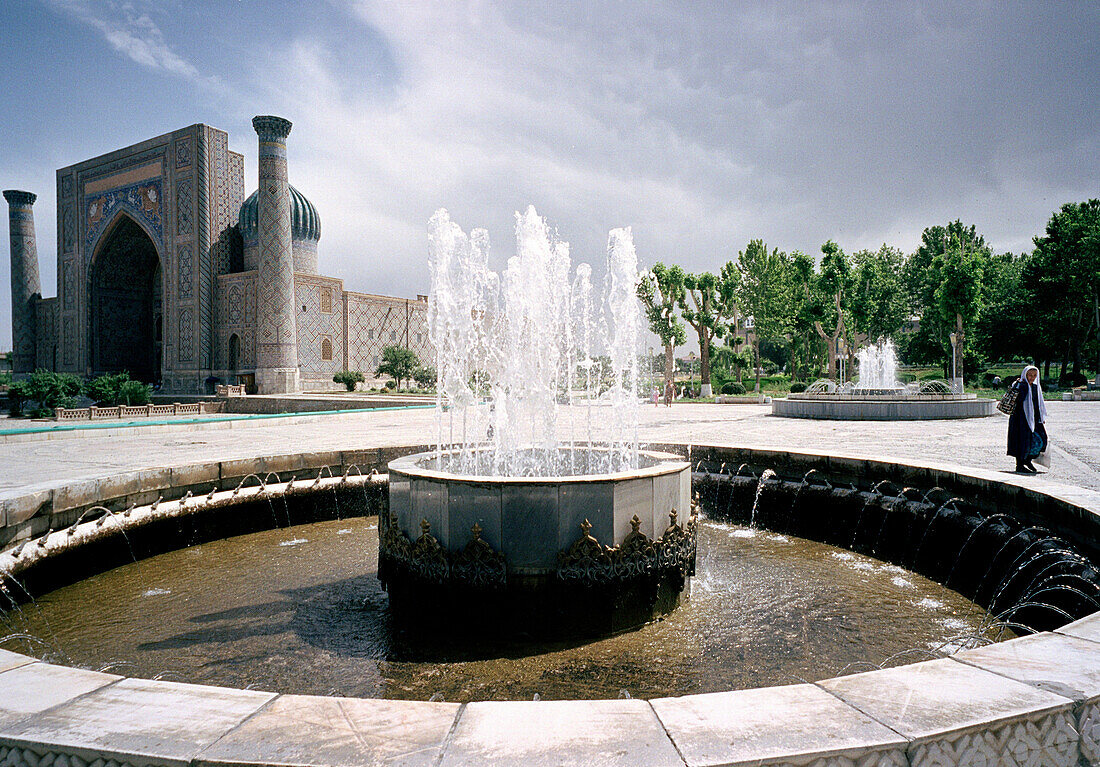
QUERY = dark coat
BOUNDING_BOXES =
[1007,380,1047,459]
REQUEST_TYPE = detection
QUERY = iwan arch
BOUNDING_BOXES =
[5,117,431,394]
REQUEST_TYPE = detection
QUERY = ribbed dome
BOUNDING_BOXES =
[239,185,320,242]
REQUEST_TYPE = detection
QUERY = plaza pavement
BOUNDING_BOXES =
[1,402,1098,494]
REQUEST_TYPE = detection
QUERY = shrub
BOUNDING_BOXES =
[789,381,807,393]
[384,379,397,390]
[332,370,365,392]
[721,382,747,395]
[413,365,436,389]
[118,379,151,405]
[1060,372,1088,388]
[86,371,133,405]
[9,370,83,416]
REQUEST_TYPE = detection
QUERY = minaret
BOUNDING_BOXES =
[4,190,41,376]
[252,115,300,394]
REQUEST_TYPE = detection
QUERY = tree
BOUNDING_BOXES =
[786,250,820,381]
[813,240,850,380]
[850,245,907,341]
[933,238,984,381]
[1026,200,1100,379]
[905,221,990,379]
[678,271,729,397]
[734,240,790,393]
[376,346,420,389]
[333,370,365,391]
[637,263,687,392]
[413,365,437,389]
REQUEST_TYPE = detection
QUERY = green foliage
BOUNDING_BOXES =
[9,370,84,416]
[789,381,807,393]
[333,370,365,392]
[734,239,791,390]
[117,379,151,405]
[850,245,907,341]
[384,379,397,390]
[637,263,687,386]
[86,372,132,406]
[413,365,437,389]
[375,346,420,389]
[721,382,747,395]
[678,270,729,388]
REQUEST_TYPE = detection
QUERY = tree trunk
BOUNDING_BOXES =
[1044,359,1051,378]
[753,340,762,392]
[955,313,965,383]
[700,331,712,396]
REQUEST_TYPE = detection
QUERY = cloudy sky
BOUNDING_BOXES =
[1,0,1098,350]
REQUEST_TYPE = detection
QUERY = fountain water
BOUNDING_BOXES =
[383,207,693,635]
[774,336,996,420]
[855,339,902,391]
[427,206,642,477]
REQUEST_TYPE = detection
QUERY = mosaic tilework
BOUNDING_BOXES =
[295,275,343,375]
[175,177,193,236]
[61,204,76,252]
[177,244,193,301]
[175,137,192,169]
[34,297,58,369]
[83,179,163,256]
[254,121,298,377]
[345,293,433,375]
[178,307,194,362]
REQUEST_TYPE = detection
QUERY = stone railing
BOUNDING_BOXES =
[53,402,223,421]
[215,384,247,397]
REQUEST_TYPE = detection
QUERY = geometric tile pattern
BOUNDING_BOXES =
[175,177,193,237]
[346,292,432,374]
[1079,701,1100,767]
[908,708,1077,767]
[0,745,144,767]
[4,192,42,374]
[295,275,343,374]
[774,750,907,767]
[253,116,298,376]
[177,244,193,301]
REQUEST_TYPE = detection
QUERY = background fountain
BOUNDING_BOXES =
[382,207,694,635]
[773,338,996,420]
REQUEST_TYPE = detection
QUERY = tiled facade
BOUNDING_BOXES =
[9,121,432,394]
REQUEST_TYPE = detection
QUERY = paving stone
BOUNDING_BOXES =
[651,683,907,767]
[818,657,1078,765]
[438,699,682,767]
[0,676,275,767]
[0,662,119,728]
[197,694,460,767]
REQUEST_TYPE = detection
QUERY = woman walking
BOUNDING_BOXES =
[1007,365,1047,473]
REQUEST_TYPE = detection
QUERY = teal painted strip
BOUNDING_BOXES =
[0,404,436,436]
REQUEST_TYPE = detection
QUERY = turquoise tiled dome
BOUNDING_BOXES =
[239,185,320,242]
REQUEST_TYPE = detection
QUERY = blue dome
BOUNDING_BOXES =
[239,185,320,242]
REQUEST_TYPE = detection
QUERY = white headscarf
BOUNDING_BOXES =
[1020,365,1047,431]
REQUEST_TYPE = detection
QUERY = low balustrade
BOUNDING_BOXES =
[215,384,246,397]
[53,402,223,421]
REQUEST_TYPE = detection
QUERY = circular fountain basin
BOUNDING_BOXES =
[383,448,693,634]
[773,391,996,420]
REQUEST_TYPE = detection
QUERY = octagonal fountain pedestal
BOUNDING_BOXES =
[382,448,695,637]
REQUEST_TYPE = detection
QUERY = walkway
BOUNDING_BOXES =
[1,402,1098,493]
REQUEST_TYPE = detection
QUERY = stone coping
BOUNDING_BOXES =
[1,625,1099,766]
[388,447,688,485]
[2,444,1100,764]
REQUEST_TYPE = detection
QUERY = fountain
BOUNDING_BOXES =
[773,338,996,420]
[380,207,694,635]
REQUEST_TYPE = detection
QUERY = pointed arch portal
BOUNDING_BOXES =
[89,214,162,381]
